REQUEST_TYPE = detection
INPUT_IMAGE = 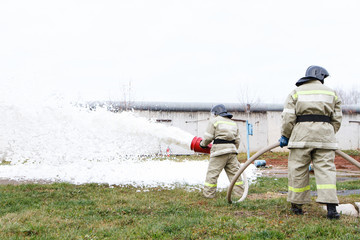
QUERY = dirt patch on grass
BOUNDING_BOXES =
[0,178,55,185]
[257,152,360,179]
[247,192,287,200]
[262,153,360,171]
[335,155,360,170]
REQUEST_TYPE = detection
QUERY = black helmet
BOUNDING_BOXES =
[296,65,329,86]
[211,104,233,118]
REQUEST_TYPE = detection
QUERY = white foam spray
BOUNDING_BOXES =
[0,80,258,188]
[0,81,193,164]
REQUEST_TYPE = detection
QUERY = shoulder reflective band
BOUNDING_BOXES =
[214,121,236,127]
[317,184,336,190]
[205,182,217,187]
[235,181,244,186]
[292,90,337,100]
[288,185,310,193]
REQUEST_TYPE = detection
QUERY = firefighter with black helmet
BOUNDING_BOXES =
[279,65,342,219]
[200,104,244,198]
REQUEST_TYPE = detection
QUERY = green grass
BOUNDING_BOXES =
[343,149,360,156]
[1,178,359,239]
[0,159,11,165]
[238,151,290,162]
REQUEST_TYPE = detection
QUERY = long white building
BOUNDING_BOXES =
[92,101,360,154]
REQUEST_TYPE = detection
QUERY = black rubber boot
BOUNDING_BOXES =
[327,203,340,220]
[291,203,303,215]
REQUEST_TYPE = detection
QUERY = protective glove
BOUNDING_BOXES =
[279,136,289,148]
[199,140,209,149]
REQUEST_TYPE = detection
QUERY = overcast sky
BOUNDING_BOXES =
[1,0,359,104]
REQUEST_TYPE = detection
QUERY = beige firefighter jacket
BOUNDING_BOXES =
[200,116,240,157]
[281,80,342,149]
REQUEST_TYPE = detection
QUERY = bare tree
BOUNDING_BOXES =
[107,80,134,112]
[335,87,360,105]
[237,83,261,112]
[121,80,133,110]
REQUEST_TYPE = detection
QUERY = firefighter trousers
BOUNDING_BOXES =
[203,153,244,198]
[287,148,339,205]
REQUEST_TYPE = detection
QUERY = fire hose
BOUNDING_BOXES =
[227,142,360,204]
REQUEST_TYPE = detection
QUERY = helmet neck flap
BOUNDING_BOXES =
[296,65,329,87]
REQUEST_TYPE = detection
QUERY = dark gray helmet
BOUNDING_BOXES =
[211,104,233,118]
[296,65,329,86]
[305,65,329,80]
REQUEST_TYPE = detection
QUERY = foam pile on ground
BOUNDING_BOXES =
[0,160,258,189]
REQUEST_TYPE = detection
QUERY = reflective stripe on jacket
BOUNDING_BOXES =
[281,80,342,149]
[201,116,240,156]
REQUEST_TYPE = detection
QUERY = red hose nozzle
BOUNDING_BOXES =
[190,136,212,154]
